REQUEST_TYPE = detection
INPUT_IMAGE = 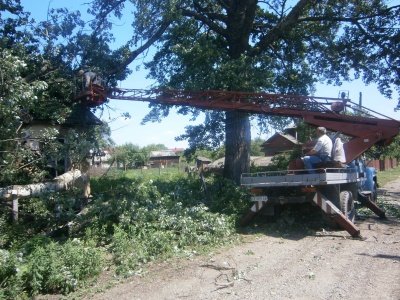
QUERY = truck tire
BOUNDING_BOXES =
[340,191,355,223]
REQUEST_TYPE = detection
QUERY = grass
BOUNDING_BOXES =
[357,166,400,219]
[376,165,400,186]
[89,165,190,182]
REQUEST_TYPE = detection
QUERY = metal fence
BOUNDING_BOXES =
[366,158,398,171]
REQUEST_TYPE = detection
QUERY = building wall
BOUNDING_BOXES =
[262,135,298,156]
[22,124,61,150]
[150,156,180,168]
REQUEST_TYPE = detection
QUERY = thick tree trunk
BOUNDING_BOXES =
[223,111,251,184]
[221,0,257,184]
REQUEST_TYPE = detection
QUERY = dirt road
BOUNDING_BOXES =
[89,180,400,300]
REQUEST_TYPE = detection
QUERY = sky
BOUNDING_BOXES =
[20,0,400,149]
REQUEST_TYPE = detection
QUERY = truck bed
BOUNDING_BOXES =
[241,168,365,187]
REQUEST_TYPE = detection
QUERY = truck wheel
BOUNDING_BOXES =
[340,191,355,223]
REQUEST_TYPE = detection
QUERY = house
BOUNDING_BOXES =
[168,147,185,153]
[149,150,180,168]
[260,131,302,156]
[196,157,212,170]
[92,149,113,168]
[22,106,102,176]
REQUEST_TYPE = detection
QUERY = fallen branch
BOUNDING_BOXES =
[0,169,83,198]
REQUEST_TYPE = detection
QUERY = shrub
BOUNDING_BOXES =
[86,173,242,276]
[0,170,249,296]
[0,239,104,298]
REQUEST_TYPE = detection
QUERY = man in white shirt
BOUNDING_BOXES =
[78,70,100,87]
[301,127,332,173]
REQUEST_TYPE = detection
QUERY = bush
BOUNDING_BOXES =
[0,170,250,296]
[0,239,104,298]
[86,174,240,276]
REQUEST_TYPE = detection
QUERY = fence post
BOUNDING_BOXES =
[379,160,384,171]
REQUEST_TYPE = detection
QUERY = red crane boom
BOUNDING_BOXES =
[75,84,400,164]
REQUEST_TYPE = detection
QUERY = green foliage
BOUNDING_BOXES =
[0,248,27,299]
[110,143,175,169]
[0,50,50,185]
[250,137,265,156]
[0,240,104,298]
[182,137,262,164]
[379,135,400,160]
[206,176,253,217]
[184,144,225,163]
[92,122,115,151]
[293,121,317,144]
[0,170,250,295]
[84,172,249,277]
[250,146,303,173]
[0,1,123,186]
[142,143,168,151]
[111,143,150,169]
[0,5,115,186]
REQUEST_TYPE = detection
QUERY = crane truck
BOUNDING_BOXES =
[75,83,400,238]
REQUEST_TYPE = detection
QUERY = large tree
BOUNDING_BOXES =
[7,1,399,184]
[0,1,121,185]
[85,0,400,183]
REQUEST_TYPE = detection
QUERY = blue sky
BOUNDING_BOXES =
[21,1,400,148]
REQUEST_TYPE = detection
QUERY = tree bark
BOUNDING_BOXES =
[221,0,257,184]
[223,111,251,184]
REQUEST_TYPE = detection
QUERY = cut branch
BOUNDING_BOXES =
[0,169,84,198]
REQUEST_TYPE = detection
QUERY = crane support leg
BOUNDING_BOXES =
[240,198,268,226]
[313,192,361,238]
[358,192,386,218]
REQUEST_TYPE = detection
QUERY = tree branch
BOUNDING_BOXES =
[181,9,227,37]
[298,4,400,23]
[353,20,398,70]
[252,0,312,55]
[90,0,126,37]
[215,0,230,12]
[23,63,58,83]
[103,19,172,76]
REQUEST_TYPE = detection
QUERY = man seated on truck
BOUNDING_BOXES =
[301,127,333,173]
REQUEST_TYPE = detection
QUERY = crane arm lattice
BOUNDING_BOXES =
[75,85,400,152]
[106,88,339,117]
